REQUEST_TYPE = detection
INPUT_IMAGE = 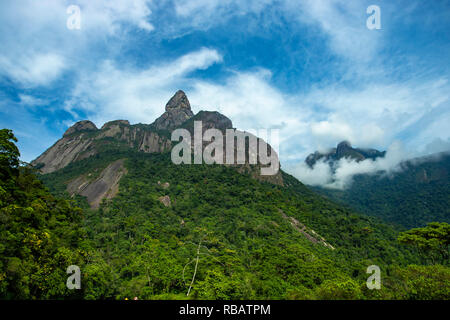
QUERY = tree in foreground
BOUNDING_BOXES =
[398,222,450,264]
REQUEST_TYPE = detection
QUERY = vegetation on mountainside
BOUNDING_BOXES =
[1,129,449,299]
[398,222,450,264]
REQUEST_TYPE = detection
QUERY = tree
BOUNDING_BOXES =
[398,222,450,264]
[0,129,85,299]
[0,129,20,182]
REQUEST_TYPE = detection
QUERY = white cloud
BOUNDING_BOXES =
[292,0,382,62]
[171,0,381,63]
[288,159,333,186]
[18,94,48,106]
[329,142,407,189]
[187,69,312,159]
[311,120,353,143]
[64,48,223,125]
[173,0,272,28]
[78,0,155,33]
[421,138,450,155]
[0,0,155,88]
[0,53,66,87]
[63,51,449,172]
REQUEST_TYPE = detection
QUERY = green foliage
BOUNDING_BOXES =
[398,222,450,264]
[0,129,20,184]
[382,265,450,299]
[315,279,363,300]
[0,131,85,299]
[40,150,433,300]
[2,129,449,300]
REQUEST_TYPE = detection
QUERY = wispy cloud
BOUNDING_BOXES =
[64,48,223,125]
[0,0,155,88]
[0,53,66,88]
[18,94,48,107]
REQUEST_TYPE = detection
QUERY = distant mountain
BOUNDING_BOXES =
[312,152,450,229]
[306,141,386,168]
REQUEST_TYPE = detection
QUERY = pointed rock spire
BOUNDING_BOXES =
[165,90,191,111]
[151,90,194,131]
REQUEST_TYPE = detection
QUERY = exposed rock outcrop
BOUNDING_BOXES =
[180,113,283,185]
[101,120,130,129]
[63,120,98,137]
[32,122,171,173]
[157,181,170,189]
[152,90,194,131]
[181,110,233,134]
[158,195,171,207]
[32,133,96,174]
[279,209,335,249]
[138,131,172,153]
[67,159,127,208]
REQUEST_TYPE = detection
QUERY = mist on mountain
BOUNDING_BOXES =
[287,141,408,190]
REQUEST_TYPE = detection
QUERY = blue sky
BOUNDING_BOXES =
[0,0,449,182]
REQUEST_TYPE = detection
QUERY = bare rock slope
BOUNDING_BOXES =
[67,159,127,208]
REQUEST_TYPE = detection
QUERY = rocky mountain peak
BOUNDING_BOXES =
[63,120,97,137]
[306,141,386,167]
[336,140,352,158]
[165,90,191,111]
[152,90,194,131]
[181,111,233,134]
[337,140,352,150]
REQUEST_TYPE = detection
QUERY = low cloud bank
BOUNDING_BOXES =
[287,142,408,190]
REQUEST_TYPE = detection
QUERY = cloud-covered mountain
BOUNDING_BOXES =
[312,152,450,228]
[305,141,386,168]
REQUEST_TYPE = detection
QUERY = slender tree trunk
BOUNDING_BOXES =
[146,266,151,287]
[187,240,201,296]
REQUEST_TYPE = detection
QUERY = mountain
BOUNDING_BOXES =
[17,91,447,299]
[32,90,282,188]
[310,149,450,229]
[306,141,386,168]
[152,90,194,131]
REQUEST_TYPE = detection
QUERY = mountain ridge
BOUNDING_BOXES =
[306,141,386,168]
[32,90,284,207]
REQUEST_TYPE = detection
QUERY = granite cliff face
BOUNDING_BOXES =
[32,120,172,174]
[32,90,283,207]
[151,90,194,131]
[66,159,127,208]
[63,120,97,137]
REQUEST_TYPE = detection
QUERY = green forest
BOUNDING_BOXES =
[1,129,449,300]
